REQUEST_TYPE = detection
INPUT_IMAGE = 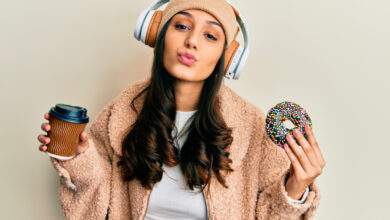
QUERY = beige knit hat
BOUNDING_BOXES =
[156,0,240,47]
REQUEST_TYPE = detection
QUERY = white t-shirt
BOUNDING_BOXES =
[144,110,208,220]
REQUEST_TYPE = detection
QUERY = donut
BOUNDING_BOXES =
[265,101,312,148]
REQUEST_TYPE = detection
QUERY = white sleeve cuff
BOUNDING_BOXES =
[286,186,310,205]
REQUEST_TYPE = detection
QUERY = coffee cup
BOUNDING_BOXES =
[45,104,89,161]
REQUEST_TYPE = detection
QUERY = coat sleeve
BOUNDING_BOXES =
[253,109,321,220]
[49,102,114,220]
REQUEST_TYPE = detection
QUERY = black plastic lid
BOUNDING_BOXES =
[49,103,89,124]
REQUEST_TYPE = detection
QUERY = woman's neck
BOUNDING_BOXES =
[174,79,204,112]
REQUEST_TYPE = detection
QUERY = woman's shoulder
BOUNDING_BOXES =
[220,83,267,126]
[89,76,150,131]
[110,76,151,104]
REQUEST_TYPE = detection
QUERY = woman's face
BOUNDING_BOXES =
[163,9,226,82]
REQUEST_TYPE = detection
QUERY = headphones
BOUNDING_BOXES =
[133,0,250,80]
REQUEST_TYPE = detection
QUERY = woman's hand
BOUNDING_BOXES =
[283,124,326,200]
[37,112,90,155]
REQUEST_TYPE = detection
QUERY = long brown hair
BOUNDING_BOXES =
[117,17,234,191]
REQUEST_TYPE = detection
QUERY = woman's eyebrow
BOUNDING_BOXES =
[176,11,223,30]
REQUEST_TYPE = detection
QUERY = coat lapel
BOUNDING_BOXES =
[107,77,255,219]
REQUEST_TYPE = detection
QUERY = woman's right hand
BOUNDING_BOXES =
[37,112,90,155]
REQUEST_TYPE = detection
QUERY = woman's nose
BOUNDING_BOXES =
[184,32,198,49]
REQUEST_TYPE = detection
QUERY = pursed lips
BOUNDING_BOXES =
[177,52,197,66]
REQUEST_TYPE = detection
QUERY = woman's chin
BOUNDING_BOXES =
[169,67,198,80]
[174,74,198,82]
[166,65,210,82]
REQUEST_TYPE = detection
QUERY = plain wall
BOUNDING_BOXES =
[1,0,389,219]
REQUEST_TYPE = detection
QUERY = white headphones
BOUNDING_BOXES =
[133,0,250,80]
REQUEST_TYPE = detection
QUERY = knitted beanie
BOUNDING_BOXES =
[156,0,240,47]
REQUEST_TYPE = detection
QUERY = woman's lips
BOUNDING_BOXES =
[178,54,196,67]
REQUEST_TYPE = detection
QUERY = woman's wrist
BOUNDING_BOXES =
[285,177,308,200]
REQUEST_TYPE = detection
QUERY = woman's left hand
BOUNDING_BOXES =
[283,124,326,200]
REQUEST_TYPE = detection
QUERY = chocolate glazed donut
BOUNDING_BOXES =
[265,101,312,148]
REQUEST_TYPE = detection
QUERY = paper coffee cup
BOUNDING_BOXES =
[45,104,89,161]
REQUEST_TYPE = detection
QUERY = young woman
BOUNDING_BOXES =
[38,0,325,219]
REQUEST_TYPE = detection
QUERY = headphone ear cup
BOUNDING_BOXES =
[232,44,248,79]
[223,40,240,76]
[134,8,151,41]
[134,9,159,46]
[145,11,163,48]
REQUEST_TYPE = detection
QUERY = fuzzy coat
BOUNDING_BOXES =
[50,76,321,220]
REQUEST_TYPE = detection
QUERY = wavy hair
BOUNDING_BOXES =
[117,17,234,191]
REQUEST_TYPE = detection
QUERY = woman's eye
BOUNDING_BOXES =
[205,33,217,41]
[175,24,189,30]
[174,23,217,41]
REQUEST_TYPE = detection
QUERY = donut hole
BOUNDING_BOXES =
[282,119,296,130]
